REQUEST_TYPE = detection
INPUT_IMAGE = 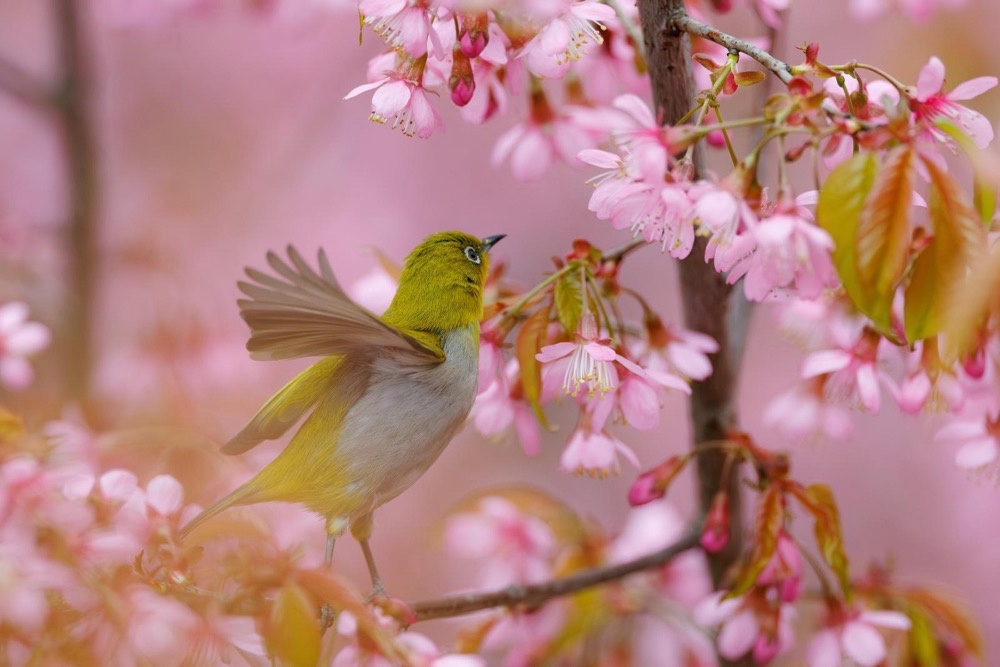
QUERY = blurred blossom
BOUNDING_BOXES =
[694,591,795,663]
[806,607,911,667]
[473,359,541,455]
[0,302,50,390]
[349,266,399,315]
[850,0,969,22]
[935,412,1000,470]
[764,378,854,442]
[444,496,556,587]
[559,422,639,476]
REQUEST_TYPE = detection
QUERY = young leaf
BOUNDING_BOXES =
[905,607,941,667]
[728,484,783,598]
[855,146,914,328]
[792,483,852,599]
[904,158,987,341]
[517,302,553,429]
[816,153,879,323]
[943,243,1000,361]
[734,71,766,87]
[554,271,583,336]
[264,584,322,667]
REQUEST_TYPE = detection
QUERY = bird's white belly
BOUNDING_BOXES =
[334,325,479,516]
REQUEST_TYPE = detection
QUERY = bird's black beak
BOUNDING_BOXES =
[481,234,506,253]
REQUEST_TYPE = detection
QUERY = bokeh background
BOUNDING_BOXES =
[1,0,998,662]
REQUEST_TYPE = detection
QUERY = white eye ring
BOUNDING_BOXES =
[464,246,481,264]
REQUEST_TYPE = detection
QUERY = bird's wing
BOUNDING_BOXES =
[236,245,444,364]
[221,356,342,454]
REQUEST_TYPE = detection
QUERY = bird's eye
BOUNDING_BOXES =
[464,246,481,264]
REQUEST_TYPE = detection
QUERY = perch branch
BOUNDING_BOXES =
[408,532,700,622]
[671,13,793,84]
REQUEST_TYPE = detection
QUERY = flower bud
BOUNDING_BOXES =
[449,49,475,107]
[700,492,730,553]
[627,455,686,506]
[458,13,489,58]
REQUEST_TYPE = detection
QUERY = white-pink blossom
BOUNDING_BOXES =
[806,608,911,667]
[0,301,51,390]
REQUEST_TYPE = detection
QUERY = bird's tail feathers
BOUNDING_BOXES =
[179,480,262,538]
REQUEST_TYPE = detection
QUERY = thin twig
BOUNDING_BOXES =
[671,13,793,84]
[0,54,52,107]
[408,532,700,622]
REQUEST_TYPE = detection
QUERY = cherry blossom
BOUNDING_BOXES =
[473,359,542,456]
[560,422,640,476]
[694,590,795,663]
[518,0,616,79]
[444,496,557,587]
[0,301,51,390]
[910,56,997,150]
[345,56,444,138]
[764,378,854,442]
[806,606,911,667]
[801,329,891,413]
[935,412,1000,470]
[359,0,439,58]
[850,0,969,23]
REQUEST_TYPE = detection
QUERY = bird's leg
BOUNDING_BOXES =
[324,534,336,566]
[320,519,348,630]
[360,539,386,600]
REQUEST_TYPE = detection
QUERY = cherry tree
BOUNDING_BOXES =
[0,0,997,665]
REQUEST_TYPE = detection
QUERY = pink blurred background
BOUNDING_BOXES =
[1,0,998,662]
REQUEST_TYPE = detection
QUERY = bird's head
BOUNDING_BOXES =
[385,231,505,332]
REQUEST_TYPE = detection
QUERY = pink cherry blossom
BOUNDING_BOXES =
[690,183,758,273]
[518,0,616,79]
[935,412,1000,470]
[694,590,795,663]
[0,301,51,390]
[359,0,439,58]
[537,312,647,397]
[492,99,601,181]
[473,359,542,456]
[801,329,890,413]
[345,57,444,139]
[444,496,556,587]
[764,378,854,442]
[910,56,997,150]
[757,531,802,603]
[806,607,911,667]
[559,423,639,476]
[727,198,838,301]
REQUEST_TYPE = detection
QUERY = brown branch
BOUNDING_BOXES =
[0,55,52,108]
[671,13,793,84]
[636,2,753,665]
[54,0,100,402]
[408,532,699,622]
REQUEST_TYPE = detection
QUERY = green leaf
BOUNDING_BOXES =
[792,483,852,599]
[265,584,321,667]
[517,303,553,430]
[554,271,583,336]
[904,158,986,341]
[816,153,879,323]
[728,484,783,598]
[855,146,914,329]
[907,607,941,667]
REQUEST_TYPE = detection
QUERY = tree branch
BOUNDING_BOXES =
[0,55,52,108]
[636,2,753,664]
[54,0,100,402]
[672,13,793,84]
[408,532,699,622]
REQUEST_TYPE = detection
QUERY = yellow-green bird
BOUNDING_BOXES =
[181,231,505,596]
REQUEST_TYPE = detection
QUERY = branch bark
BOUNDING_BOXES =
[408,532,699,622]
[636,1,752,664]
[55,0,100,402]
[672,14,793,84]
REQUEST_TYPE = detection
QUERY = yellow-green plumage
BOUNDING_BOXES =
[181,231,503,587]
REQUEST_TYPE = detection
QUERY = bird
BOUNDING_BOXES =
[180,231,505,598]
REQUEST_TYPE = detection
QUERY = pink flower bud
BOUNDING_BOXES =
[700,492,730,553]
[458,13,489,58]
[709,0,733,12]
[627,455,686,506]
[449,50,475,107]
[705,129,726,148]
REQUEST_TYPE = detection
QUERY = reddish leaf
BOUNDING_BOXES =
[902,586,984,659]
[943,243,1000,361]
[734,71,766,87]
[791,483,852,599]
[905,157,988,341]
[816,153,880,324]
[855,146,914,328]
[517,302,554,429]
[729,484,784,598]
